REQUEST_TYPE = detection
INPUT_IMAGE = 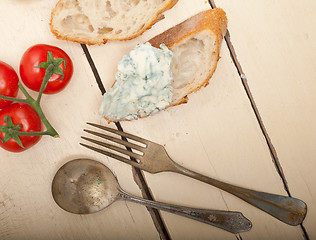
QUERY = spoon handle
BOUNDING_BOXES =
[171,161,307,226]
[119,188,252,234]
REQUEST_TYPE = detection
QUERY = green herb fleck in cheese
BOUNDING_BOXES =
[99,42,173,121]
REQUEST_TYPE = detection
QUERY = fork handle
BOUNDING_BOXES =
[170,162,307,226]
[118,188,252,234]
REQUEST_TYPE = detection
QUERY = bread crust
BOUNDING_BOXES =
[149,8,227,107]
[50,0,179,45]
[101,8,227,122]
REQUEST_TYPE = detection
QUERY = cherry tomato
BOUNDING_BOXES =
[20,44,73,94]
[0,61,19,109]
[0,103,43,152]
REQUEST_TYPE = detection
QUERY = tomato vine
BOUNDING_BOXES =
[0,49,71,150]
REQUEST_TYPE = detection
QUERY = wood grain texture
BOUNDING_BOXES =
[214,0,315,239]
[87,0,308,239]
[0,1,159,239]
[0,0,314,239]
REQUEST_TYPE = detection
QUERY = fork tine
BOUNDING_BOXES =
[83,129,145,152]
[80,143,141,168]
[87,122,149,144]
[81,136,143,160]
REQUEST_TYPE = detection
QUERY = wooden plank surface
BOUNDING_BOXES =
[87,0,309,239]
[0,0,314,239]
[214,0,315,239]
[0,1,159,239]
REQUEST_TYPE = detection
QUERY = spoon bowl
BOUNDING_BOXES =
[52,158,119,214]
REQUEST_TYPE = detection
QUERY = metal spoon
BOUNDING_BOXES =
[52,158,252,234]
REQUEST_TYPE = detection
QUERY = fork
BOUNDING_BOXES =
[81,122,307,226]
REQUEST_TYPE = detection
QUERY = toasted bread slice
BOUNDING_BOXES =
[149,8,227,106]
[99,8,227,122]
[50,0,178,44]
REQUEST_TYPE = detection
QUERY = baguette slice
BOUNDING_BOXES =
[100,8,227,122]
[149,8,227,107]
[50,0,178,44]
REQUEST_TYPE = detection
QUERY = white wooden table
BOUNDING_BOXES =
[0,0,315,239]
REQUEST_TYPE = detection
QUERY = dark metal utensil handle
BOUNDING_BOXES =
[172,162,307,226]
[119,188,252,234]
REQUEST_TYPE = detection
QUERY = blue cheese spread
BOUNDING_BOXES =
[99,42,173,121]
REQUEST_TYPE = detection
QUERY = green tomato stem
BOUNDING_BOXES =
[0,61,59,138]
[37,63,54,103]
[18,82,34,101]
[28,98,59,138]
[0,94,28,103]
[14,130,55,136]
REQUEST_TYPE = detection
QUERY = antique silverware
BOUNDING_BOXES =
[52,158,252,234]
[81,123,307,226]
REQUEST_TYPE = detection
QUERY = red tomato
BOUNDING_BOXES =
[0,103,43,152]
[20,44,73,94]
[0,61,19,109]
